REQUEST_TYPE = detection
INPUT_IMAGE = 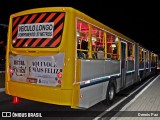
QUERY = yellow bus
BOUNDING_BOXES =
[5,7,158,109]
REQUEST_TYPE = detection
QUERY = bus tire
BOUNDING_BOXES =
[105,82,116,105]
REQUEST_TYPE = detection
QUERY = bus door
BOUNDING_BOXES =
[120,42,127,89]
[134,43,139,82]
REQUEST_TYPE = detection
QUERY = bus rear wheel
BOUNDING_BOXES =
[105,82,115,105]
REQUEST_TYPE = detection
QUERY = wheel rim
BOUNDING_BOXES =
[109,86,114,100]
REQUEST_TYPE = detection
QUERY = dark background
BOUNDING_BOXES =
[0,0,160,55]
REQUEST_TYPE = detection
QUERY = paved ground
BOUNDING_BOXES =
[110,74,160,120]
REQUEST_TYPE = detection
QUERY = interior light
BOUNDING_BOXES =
[112,44,116,48]
[92,37,96,41]
[76,32,80,37]
[115,37,119,41]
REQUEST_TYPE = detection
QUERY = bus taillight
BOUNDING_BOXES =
[57,72,62,78]
[57,72,62,85]
[9,68,13,77]
[58,80,62,84]
[9,68,13,73]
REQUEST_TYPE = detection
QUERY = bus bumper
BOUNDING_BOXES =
[5,81,73,107]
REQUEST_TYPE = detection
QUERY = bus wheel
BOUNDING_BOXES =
[105,82,115,105]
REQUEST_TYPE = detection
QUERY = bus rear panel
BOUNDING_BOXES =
[5,8,78,108]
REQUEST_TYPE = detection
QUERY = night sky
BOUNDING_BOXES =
[0,0,160,55]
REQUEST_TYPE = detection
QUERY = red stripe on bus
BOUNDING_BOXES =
[50,36,61,47]
[31,38,42,47]
[13,17,20,27]
[24,13,56,47]
[54,13,65,25]
[35,13,46,23]
[23,38,32,47]
[15,38,25,47]
[39,22,63,47]
[21,14,38,47]
[13,14,45,44]
[27,14,37,23]
[53,22,63,37]
[40,38,51,47]
[44,13,56,22]
[39,15,64,47]
[12,15,28,38]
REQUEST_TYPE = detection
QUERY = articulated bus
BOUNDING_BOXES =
[5,7,158,109]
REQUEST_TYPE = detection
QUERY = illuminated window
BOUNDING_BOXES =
[127,42,134,61]
[145,51,149,68]
[139,47,143,62]
[77,20,89,59]
[91,26,104,59]
[107,33,118,60]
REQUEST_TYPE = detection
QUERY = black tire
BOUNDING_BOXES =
[105,82,115,105]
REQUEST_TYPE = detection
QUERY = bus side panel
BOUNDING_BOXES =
[126,60,135,86]
[139,62,145,79]
[79,60,120,108]
[80,60,120,81]
[79,82,108,108]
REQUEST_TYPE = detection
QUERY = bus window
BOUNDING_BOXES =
[127,42,134,61]
[91,26,104,59]
[12,13,65,48]
[107,33,118,60]
[145,51,149,68]
[152,54,156,67]
[141,49,144,62]
[77,20,89,59]
[139,47,143,62]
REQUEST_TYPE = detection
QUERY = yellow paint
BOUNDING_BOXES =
[71,59,81,108]
[6,7,156,109]
[104,32,107,59]
[118,38,121,60]
[88,24,92,59]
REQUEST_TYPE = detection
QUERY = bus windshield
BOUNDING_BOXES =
[12,12,65,48]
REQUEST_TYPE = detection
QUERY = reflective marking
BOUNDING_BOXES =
[126,70,135,74]
[139,68,144,71]
[78,73,121,88]
[12,12,65,48]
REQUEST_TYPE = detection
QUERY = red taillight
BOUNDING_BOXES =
[58,80,62,84]
[9,68,14,78]
[57,72,62,78]
[9,68,13,73]
[57,72,62,85]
